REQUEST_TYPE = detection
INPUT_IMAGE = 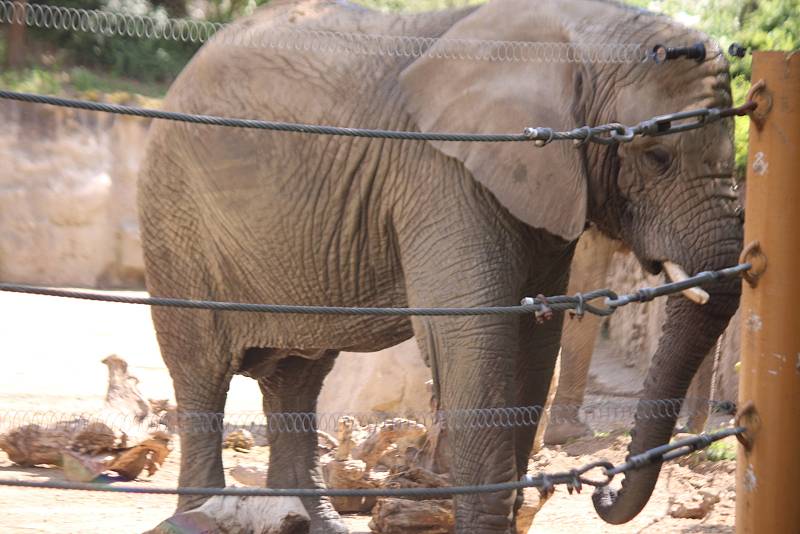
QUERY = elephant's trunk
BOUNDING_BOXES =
[592,276,740,524]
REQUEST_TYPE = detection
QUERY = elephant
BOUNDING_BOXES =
[137,0,743,530]
[542,227,721,445]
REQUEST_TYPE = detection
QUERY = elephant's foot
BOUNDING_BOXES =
[175,493,211,514]
[303,497,349,534]
[543,418,591,445]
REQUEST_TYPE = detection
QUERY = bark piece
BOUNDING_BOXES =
[107,432,171,479]
[334,416,361,461]
[148,398,178,432]
[323,458,376,513]
[230,464,268,487]
[381,467,449,497]
[668,489,721,519]
[369,497,454,534]
[61,450,113,482]
[223,429,255,452]
[353,418,427,471]
[317,430,339,456]
[102,354,150,422]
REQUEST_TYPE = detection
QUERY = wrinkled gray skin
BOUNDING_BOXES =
[138,0,743,530]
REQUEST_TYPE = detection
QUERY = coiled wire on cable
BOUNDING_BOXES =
[0,0,648,62]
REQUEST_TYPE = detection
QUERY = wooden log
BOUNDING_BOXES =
[323,457,377,513]
[223,429,255,452]
[369,498,454,534]
[353,419,427,471]
[0,420,122,466]
[317,430,339,456]
[0,355,173,478]
[147,495,310,534]
[381,467,449,497]
[229,464,268,487]
[101,354,150,422]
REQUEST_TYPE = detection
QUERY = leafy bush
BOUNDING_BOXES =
[704,439,737,461]
[0,66,63,93]
[28,0,201,82]
[634,0,800,177]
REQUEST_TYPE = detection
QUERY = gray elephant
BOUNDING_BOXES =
[543,228,721,445]
[138,0,743,530]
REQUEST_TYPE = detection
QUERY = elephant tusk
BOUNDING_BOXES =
[663,261,710,305]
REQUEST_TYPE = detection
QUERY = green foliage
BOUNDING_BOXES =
[28,0,201,83]
[704,439,737,461]
[0,66,63,93]
[626,0,800,177]
[0,64,167,96]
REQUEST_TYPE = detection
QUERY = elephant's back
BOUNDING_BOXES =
[160,0,474,120]
[137,0,479,350]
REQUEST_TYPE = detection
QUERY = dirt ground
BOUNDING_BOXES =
[0,291,737,533]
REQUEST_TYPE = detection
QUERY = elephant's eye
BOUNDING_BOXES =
[642,146,673,175]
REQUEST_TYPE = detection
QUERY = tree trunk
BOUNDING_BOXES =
[5,0,28,69]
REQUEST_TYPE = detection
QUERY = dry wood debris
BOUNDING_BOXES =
[0,354,173,481]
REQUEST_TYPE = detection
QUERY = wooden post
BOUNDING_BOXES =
[736,51,800,534]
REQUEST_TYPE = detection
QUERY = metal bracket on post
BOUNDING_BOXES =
[734,401,760,452]
[739,241,767,288]
[745,80,772,130]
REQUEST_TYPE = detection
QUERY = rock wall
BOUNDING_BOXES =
[0,99,150,288]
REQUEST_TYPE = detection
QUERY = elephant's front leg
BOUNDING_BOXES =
[513,314,564,480]
[541,314,600,445]
[413,312,520,534]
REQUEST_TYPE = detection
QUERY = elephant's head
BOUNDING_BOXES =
[400,0,741,523]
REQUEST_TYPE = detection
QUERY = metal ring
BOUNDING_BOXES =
[577,460,615,487]
[610,126,636,143]
[572,126,594,147]
[734,401,759,451]
[739,240,767,287]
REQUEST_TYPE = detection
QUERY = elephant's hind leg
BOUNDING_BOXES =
[258,350,348,534]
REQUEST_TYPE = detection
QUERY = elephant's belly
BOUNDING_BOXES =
[209,224,414,352]
[226,312,415,353]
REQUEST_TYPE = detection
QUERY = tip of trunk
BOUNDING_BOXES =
[591,463,661,525]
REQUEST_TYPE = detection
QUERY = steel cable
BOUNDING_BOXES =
[0,263,751,318]
[0,426,743,497]
[0,90,756,146]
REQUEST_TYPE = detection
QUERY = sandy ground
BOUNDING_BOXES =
[0,291,736,533]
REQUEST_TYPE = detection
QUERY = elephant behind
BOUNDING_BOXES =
[138,0,743,531]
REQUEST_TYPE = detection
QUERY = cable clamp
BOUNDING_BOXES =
[534,294,553,323]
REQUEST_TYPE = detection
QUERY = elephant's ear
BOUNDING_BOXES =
[399,2,588,241]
